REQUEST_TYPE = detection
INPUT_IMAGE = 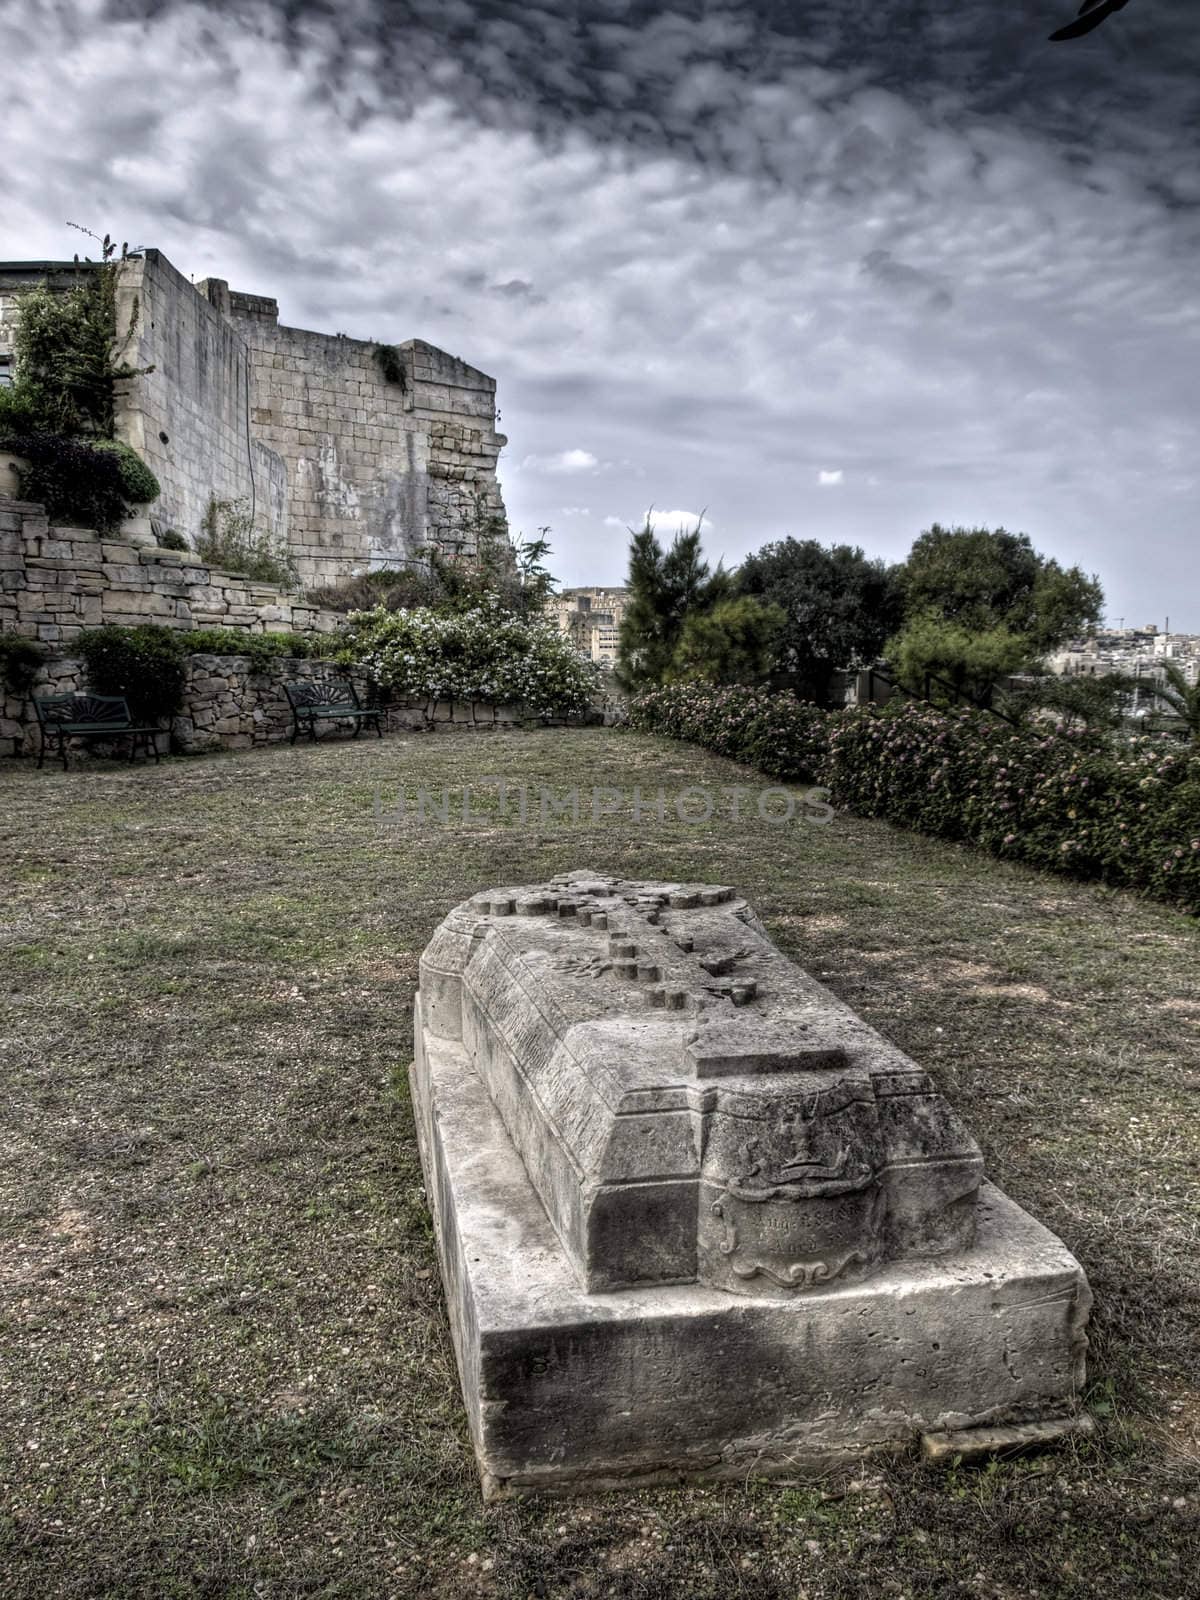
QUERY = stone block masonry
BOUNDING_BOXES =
[221,285,509,584]
[0,251,509,589]
[0,494,339,645]
[113,252,290,550]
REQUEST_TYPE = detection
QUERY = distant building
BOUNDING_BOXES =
[548,586,629,662]
[1046,627,1200,717]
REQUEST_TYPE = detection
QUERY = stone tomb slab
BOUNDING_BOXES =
[411,874,1091,1497]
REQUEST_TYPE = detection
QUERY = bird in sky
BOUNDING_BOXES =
[1049,0,1134,41]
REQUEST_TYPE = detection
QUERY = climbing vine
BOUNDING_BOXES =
[0,229,153,440]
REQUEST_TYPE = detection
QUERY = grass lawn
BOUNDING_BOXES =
[1,726,1199,1599]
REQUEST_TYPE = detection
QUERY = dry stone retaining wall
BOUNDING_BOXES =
[2,651,535,760]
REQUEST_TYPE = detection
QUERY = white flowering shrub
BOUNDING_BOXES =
[341,603,603,719]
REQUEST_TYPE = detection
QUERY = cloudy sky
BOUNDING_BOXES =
[4,0,1198,626]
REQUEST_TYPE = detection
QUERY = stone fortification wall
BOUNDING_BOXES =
[216,280,508,584]
[114,251,289,546]
[0,253,508,586]
[0,494,338,644]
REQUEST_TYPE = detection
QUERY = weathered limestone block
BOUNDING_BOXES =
[100,542,141,563]
[413,872,1092,1497]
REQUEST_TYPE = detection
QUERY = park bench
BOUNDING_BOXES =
[284,676,384,744]
[33,693,162,770]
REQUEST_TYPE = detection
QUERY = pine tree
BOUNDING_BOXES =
[614,517,727,691]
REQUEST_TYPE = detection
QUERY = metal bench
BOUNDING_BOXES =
[33,693,162,770]
[284,676,384,744]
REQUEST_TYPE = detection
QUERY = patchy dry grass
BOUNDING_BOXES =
[1,727,1198,1599]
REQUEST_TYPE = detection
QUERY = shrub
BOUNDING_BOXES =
[76,624,187,723]
[625,683,829,780]
[824,702,1200,913]
[625,687,1200,913]
[305,566,445,615]
[0,433,130,531]
[196,498,297,587]
[157,529,188,552]
[341,603,601,718]
[185,628,330,673]
[0,632,44,693]
[92,439,160,504]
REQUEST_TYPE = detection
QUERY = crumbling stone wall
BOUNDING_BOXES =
[0,494,338,643]
[216,278,508,584]
[414,346,507,556]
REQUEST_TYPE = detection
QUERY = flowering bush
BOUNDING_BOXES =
[624,683,829,779]
[827,703,1200,911]
[340,603,602,719]
[625,685,1200,913]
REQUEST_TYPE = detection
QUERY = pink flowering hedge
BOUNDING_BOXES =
[827,703,1200,911]
[625,685,1200,913]
[623,684,830,781]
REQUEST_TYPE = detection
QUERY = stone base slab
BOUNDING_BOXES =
[920,1412,1096,1466]
[411,998,1091,1500]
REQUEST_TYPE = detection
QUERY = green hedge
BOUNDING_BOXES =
[3,433,129,531]
[826,702,1200,911]
[623,683,829,779]
[73,625,340,723]
[625,684,1200,913]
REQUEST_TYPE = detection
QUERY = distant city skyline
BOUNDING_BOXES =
[4,0,1197,625]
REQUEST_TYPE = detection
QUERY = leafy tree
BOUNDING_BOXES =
[511,527,557,616]
[667,596,785,686]
[887,617,1031,707]
[615,517,728,691]
[890,525,1103,700]
[735,539,903,704]
[898,525,1102,652]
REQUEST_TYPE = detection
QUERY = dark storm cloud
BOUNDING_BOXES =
[99,0,1197,191]
[7,0,1199,622]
